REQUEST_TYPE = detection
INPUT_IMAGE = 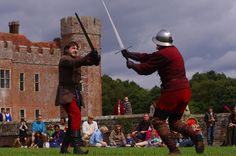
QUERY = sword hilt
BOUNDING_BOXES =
[114,46,133,54]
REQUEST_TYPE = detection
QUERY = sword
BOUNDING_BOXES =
[101,0,129,60]
[75,12,95,51]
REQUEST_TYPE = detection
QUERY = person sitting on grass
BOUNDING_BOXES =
[126,133,135,147]
[135,128,162,147]
[49,125,65,148]
[30,115,47,148]
[14,118,29,148]
[89,126,109,147]
[109,124,126,147]
[131,113,151,142]
[30,132,44,148]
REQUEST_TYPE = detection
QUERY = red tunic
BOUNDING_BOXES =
[131,46,191,114]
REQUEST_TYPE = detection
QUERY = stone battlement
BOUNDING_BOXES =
[0,41,61,65]
[61,16,101,36]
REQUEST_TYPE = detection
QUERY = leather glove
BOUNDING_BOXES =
[94,55,101,66]
[91,50,99,59]
[126,60,135,69]
[121,49,130,59]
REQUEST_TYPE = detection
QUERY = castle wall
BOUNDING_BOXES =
[0,40,61,122]
[0,15,102,122]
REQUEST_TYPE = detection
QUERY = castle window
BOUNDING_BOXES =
[0,69,10,88]
[19,73,25,91]
[20,109,25,119]
[34,74,40,92]
[4,41,7,48]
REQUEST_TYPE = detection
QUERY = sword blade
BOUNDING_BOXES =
[102,0,125,50]
[75,12,95,51]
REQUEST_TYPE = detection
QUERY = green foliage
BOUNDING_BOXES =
[102,75,160,115]
[116,118,134,134]
[189,70,236,113]
[102,70,236,115]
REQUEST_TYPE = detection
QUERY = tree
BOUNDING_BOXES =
[190,70,236,113]
[102,70,236,115]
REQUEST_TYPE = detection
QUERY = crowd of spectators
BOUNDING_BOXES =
[10,104,236,149]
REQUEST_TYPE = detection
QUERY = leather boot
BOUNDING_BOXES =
[153,118,181,155]
[72,130,88,155]
[60,130,71,154]
[170,120,204,154]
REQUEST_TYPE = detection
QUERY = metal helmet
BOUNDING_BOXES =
[152,29,173,46]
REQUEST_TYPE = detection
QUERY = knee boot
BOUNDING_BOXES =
[170,120,204,154]
[60,130,71,154]
[152,118,181,154]
[71,130,88,155]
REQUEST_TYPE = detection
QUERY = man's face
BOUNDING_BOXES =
[88,118,93,124]
[124,97,128,102]
[68,45,78,57]
[143,114,149,121]
[55,126,60,133]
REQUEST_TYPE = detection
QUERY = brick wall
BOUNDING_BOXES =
[0,16,102,122]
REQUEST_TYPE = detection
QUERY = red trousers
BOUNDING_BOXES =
[62,98,81,130]
[156,88,191,114]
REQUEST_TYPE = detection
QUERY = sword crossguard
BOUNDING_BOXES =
[114,46,133,54]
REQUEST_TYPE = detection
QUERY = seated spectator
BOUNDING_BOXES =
[30,115,47,148]
[47,124,55,141]
[59,117,67,132]
[135,128,162,147]
[222,105,236,146]
[5,109,12,122]
[49,124,65,148]
[30,132,45,148]
[126,133,135,147]
[82,115,98,146]
[113,99,125,115]
[131,113,151,142]
[46,124,55,140]
[14,118,29,148]
[89,126,109,147]
[109,124,126,147]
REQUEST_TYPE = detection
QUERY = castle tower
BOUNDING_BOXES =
[60,16,102,117]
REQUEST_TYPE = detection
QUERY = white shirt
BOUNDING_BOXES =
[82,121,98,136]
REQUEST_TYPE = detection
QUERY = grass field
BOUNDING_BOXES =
[0,146,235,156]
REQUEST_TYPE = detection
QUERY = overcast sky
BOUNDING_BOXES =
[1,0,236,89]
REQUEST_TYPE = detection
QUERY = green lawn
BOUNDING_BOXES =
[0,146,235,156]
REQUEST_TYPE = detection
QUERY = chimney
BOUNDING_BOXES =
[8,21,20,34]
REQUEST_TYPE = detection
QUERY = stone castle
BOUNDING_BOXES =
[0,16,102,122]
